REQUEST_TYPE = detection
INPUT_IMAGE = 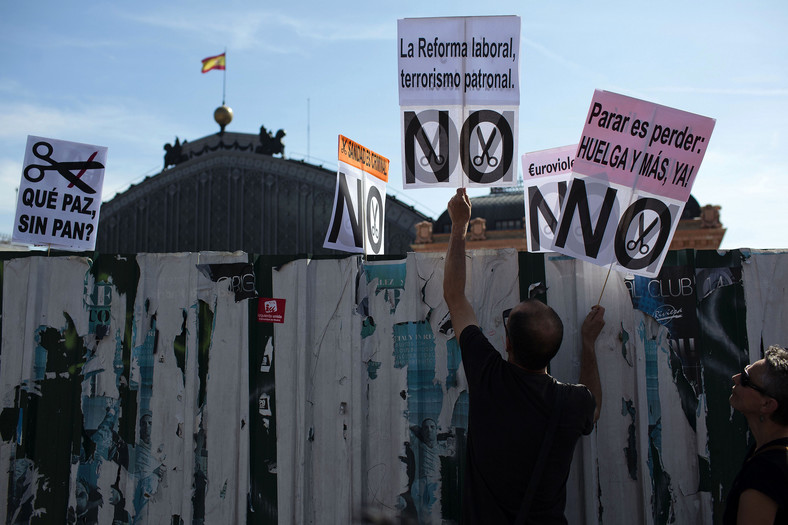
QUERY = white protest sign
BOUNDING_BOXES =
[398,16,520,107]
[521,145,576,252]
[13,135,107,251]
[324,135,389,255]
[398,16,520,189]
[551,91,716,277]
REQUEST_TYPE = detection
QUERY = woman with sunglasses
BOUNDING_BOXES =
[724,345,788,524]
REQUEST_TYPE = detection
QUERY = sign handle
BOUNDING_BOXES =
[597,264,613,306]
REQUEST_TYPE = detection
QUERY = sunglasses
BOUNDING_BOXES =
[741,365,773,398]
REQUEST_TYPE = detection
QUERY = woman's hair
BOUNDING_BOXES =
[762,345,788,425]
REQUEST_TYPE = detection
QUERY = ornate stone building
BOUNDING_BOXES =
[410,186,725,253]
[97,126,428,255]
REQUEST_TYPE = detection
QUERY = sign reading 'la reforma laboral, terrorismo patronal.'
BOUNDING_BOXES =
[398,16,520,189]
[551,90,715,278]
[323,135,389,255]
[13,135,107,251]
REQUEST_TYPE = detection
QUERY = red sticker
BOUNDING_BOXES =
[257,298,286,323]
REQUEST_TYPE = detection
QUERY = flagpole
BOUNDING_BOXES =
[222,48,227,105]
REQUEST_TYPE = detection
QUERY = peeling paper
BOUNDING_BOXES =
[695,266,741,300]
[0,253,248,524]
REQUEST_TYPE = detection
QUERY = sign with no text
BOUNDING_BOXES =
[13,135,107,251]
[257,298,286,323]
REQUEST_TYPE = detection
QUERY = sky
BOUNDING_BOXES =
[1,0,787,250]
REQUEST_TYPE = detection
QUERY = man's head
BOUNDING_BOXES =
[504,299,564,370]
[139,412,152,444]
[421,418,437,446]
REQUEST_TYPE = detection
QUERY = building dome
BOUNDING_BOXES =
[681,195,701,220]
[413,186,724,253]
[97,131,428,255]
[433,187,525,235]
[433,188,704,234]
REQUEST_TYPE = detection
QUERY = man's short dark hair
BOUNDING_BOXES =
[506,299,563,369]
[762,345,788,425]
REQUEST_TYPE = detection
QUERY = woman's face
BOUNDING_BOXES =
[729,359,770,414]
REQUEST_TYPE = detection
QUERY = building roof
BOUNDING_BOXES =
[97,131,429,255]
[433,187,526,234]
[432,186,703,235]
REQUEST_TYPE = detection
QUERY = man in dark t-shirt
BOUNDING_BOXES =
[443,188,606,524]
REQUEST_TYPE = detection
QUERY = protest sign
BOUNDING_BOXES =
[324,135,389,255]
[398,16,520,189]
[522,145,576,252]
[13,135,107,251]
[551,91,716,278]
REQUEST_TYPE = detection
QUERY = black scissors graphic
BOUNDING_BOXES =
[24,141,102,194]
[418,129,445,167]
[473,127,499,168]
[627,213,659,255]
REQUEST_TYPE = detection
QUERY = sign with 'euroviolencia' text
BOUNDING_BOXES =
[521,144,576,253]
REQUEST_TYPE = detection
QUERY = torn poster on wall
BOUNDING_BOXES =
[627,265,703,399]
[197,262,257,301]
[0,253,249,524]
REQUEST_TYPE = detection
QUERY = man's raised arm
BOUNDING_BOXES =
[579,305,605,422]
[443,188,478,339]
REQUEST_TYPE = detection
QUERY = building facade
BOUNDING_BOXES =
[97,131,428,255]
[410,186,725,253]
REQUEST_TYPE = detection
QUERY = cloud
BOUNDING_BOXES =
[695,149,788,249]
[0,100,174,146]
[0,78,24,95]
[521,37,607,84]
[0,99,182,216]
[0,159,20,209]
[650,86,788,97]
[120,8,392,52]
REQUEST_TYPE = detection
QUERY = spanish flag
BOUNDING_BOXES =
[201,53,226,73]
